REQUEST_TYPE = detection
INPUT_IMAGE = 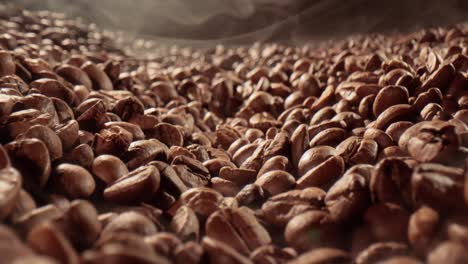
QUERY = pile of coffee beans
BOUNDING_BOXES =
[0,4,467,264]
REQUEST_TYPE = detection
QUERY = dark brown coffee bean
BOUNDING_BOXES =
[93,126,133,156]
[13,205,62,236]
[144,232,182,256]
[370,158,413,205]
[81,61,113,91]
[385,121,413,144]
[53,163,95,198]
[56,64,93,90]
[76,99,107,132]
[30,78,75,105]
[325,172,370,223]
[374,104,415,130]
[6,138,51,188]
[20,124,63,161]
[406,121,459,163]
[257,155,290,176]
[104,165,160,203]
[291,124,309,169]
[289,247,351,264]
[297,146,345,190]
[336,136,379,165]
[373,85,409,117]
[255,170,295,195]
[363,128,393,149]
[61,144,94,169]
[412,163,464,211]
[249,245,296,264]
[9,189,36,222]
[54,120,79,150]
[262,187,325,226]
[355,242,409,264]
[236,184,267,207]
[125,139,169,170]
[309,127,347,147]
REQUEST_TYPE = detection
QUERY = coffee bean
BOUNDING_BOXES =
[289,247,351,264]
[53,163,95,198]
[373,85,409,117]
[104,165,160,203]
[27,222,79,264]
[92,154,128,185]
[0,167,22,219]
[124,139,169,170]
[412,163,464,211]
[408,206,440,253]
[355,242,409,264]
[174,241,204,264]
[364,203,409,242]
[170,206,199,242]
[297,146,345,190]
[255,170,295,195]
[181,187,224,217]
[427,241,468,264]
[202,236,253,264]
[262,187,325,226]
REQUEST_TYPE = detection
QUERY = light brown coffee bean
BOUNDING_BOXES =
[180,187,224,217]
[255,170,295,195]
[171,206,199,241]
[356,242,409,264]
[92,154,128,185]
[289,247,351,264]
[0,167,22,220]
[427,241,468,264]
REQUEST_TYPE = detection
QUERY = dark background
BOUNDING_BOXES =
[6,0,468,45]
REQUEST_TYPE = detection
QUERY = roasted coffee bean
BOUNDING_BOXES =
[249,245,296,264]
[364,203,409,242]
[124,139,169,170]
[54,163,95,198]
[170,206,199,241]
[206,206,271,254]
[180,187,224,217]
[236,184,267,207]
[289,247,351,264]
[285,210,341,251]
[174,241,204,264]
[6,138,51,188]
[373,85,409,117]
[297,146,345,190]
[103,165,160,203]
[255,170,295,195]
[427,241,468,264]
[101,211,158,237]
[91,155,128,185]
[61,143,94,168]
[262,187,325,226]
[355,242,409,264]
[202,236,253,264]
[370,158,412,205]
[408,206,440,253]
[0,167,22,220]
[27,222,79,264]
[336,136,378,165]
[325,172,370,223]
[411,163,464,211]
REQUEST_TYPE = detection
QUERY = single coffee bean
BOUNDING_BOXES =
[355,242,409,264]
[289,247,352,264]
[255,170,295,196]
[408,206,440,253]
[262,187,325,226]
[91,154,128,185]
[170,206,199,241]
[103,165,160,203]
[54,163,95,198]
[101,211,158,237]
[180,187,224,217]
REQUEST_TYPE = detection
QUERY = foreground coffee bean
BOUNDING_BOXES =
[0,167,22,220]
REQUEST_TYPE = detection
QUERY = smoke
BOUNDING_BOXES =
[7,0,468,46]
